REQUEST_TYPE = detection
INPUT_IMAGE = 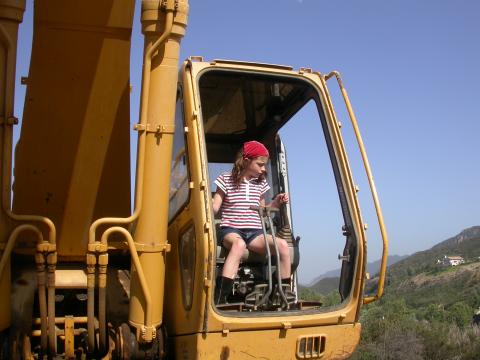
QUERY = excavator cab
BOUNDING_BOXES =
[161,57,387,357]
[195,61,356,312]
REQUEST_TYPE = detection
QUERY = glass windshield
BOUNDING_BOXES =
[199,69,356,314]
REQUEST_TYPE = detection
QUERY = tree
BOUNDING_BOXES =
[446,302,473,328]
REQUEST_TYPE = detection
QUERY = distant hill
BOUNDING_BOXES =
[431,226,480,252]
[302,226,480,301]
[365,226,480,308]
[383,226,480,283]
[305,254,408,287]
[305,276,339,294]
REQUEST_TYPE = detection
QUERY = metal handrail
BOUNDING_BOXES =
[324,71,389,304]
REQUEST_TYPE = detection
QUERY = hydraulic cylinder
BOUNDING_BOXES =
[129,0,188,341]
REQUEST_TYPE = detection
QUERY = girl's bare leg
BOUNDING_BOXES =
[248,235,291,278]
[222,233,247,278]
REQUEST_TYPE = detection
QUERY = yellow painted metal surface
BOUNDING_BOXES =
[164,60,212,336]
[12,0,134,257]
[323,71,389,304]
[174,324,361,359]
[128,0,188,337]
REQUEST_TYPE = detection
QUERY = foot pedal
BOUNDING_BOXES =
[269,284,296,308]
[245,284,269,309]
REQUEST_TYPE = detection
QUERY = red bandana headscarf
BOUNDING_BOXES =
[242,141,269,159]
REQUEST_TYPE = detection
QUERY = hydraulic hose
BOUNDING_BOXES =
[86,253,96,352]
[47,252,56,355]
[35,253,48,355]
[98,253,108,354]
[100,227,152,328]
[98,286,107,354]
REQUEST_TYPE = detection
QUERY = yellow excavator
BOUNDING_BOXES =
[0,0,389,358]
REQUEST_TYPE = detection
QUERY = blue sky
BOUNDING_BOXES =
[14,1,480,282]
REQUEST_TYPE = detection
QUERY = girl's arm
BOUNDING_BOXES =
[260,196,266,207]
[212,188,225,215]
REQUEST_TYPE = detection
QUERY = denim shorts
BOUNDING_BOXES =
[219,227,264,246]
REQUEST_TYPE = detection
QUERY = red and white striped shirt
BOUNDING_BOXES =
[215,173,270,229]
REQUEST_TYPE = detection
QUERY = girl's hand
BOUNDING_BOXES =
[275,193,289,205]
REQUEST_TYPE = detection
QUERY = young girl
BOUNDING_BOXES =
[212,140,291,304]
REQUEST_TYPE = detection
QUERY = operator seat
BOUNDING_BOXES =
[214,212,297,266]
[214,216,266,263]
